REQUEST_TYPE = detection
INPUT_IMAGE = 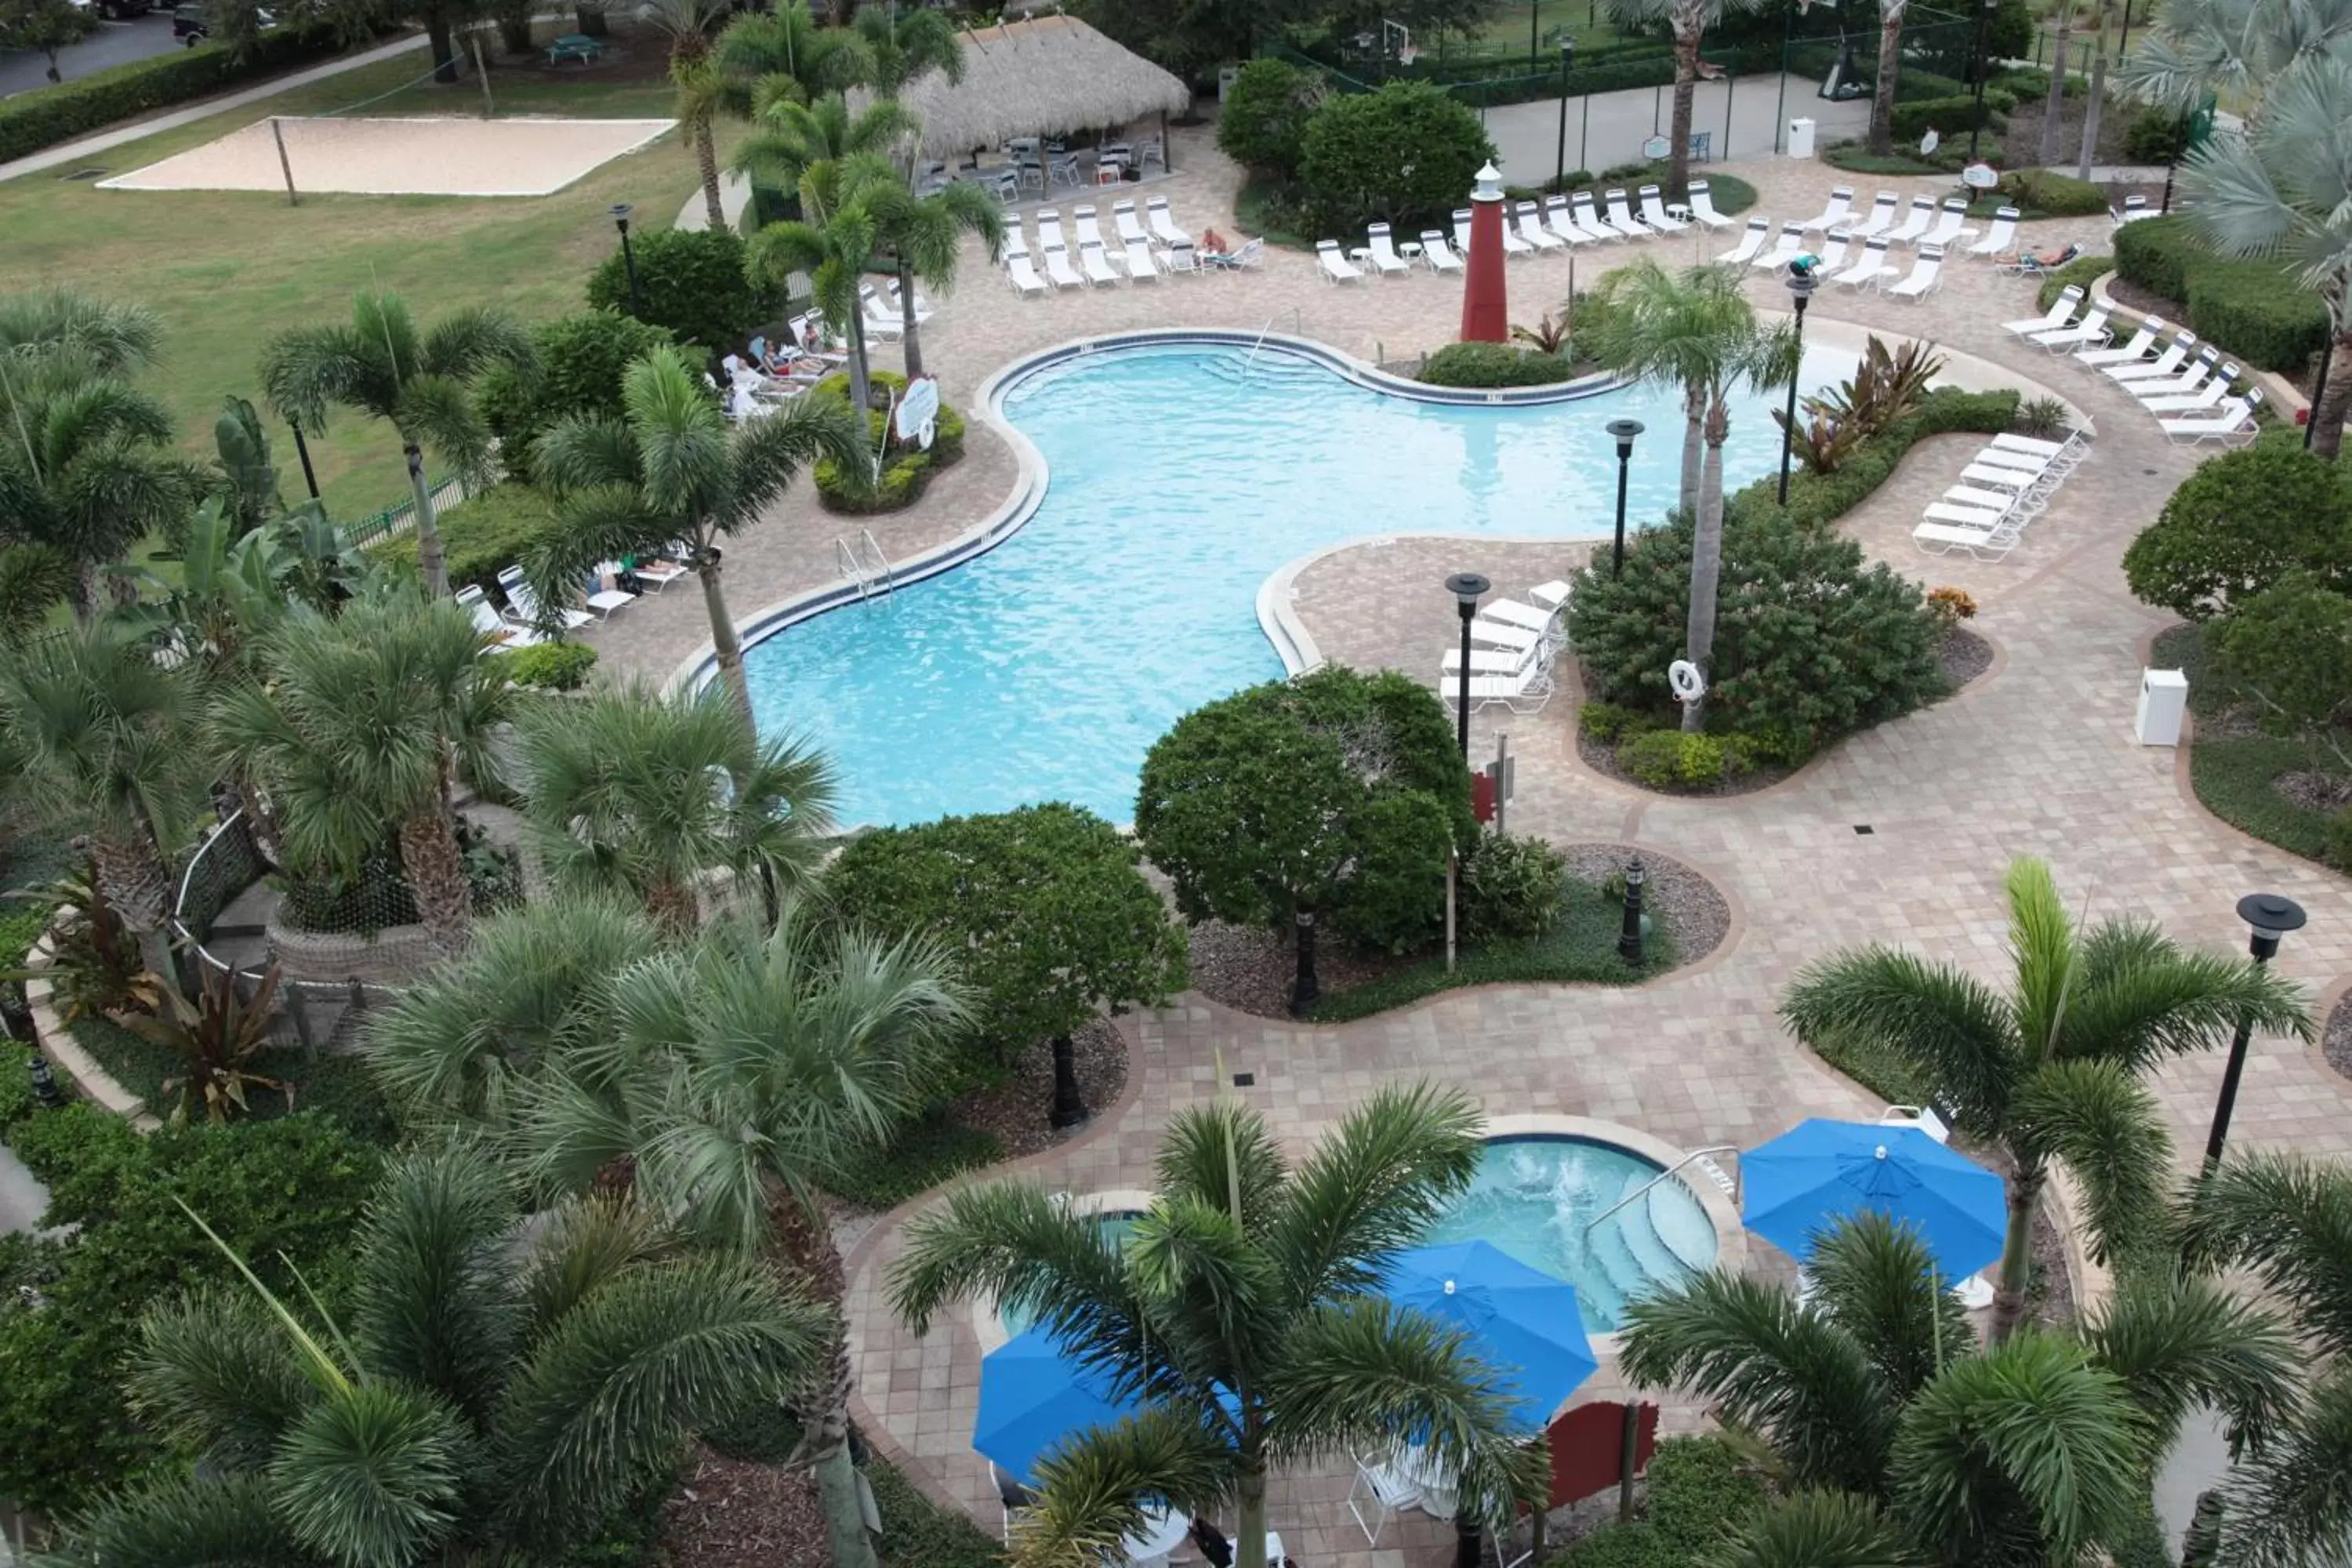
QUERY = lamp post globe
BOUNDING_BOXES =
[1444,572,1490,760]
[1605,418,1643,578]
[2202,891,2308,1172]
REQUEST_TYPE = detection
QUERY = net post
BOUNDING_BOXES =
[269,116,299,206]
[472,36,494,119]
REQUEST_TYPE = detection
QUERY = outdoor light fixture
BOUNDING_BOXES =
[1445,572,1490,760]
[610,202,644,315]
[1777,258,1819,506]
[2203,892,2307,1171]
[1555,38,1576,186]
[1617,856,1646,967]
[28,1053,63,1109]
[1606,419,1644,578]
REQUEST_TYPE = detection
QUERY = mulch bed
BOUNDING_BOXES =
[2276,770,2352,815]
[2324,993,2352,1087]
[949,1014,1130,1163]
[1937,626,1994,691]
[660,1445,828,1568]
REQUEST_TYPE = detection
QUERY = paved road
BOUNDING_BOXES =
[1,10,184,99]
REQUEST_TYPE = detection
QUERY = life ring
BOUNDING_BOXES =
[1668,660,1707,703]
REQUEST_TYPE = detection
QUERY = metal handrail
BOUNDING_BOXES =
[835,538,872,601]
[860,528,895,596]
[1242,311,1280,373]
[1584,1145,1742,1232]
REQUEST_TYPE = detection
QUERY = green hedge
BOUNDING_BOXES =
[811,369,967,514]
[1552,1437,1768,1568]
[494,641,598,690]
[365,483,564,594]
[1418,342,1576,387]
[1890,87,2016,142]
[1997,167,2109,217]
[1726,387,2023,532]
[2115,216,2330,372]
[0,24,356,165]
[2037,252,2113,310]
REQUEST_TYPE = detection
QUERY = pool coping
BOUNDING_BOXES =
[668,328,1635,699]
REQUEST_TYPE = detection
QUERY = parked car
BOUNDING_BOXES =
[172,2,267,41]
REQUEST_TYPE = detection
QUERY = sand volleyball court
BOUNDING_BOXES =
[97,115,676,198]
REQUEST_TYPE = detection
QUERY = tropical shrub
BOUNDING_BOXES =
[2114,216,2331,372]
[1577,701,1654,742]
[1217,58,1321,180]
[1997,168,2110,216]
[2122,445,2352,619]
[1727,387,2018,532]
[1569,510,1945,756]
[810,368,966,514]
[2212,573,2352,757]
[1925,585,1978,630]
[1777,336,1945,474]
[497,641,598,691]
[2013,393,2073,437]
[2125,106,2190,162]
[1418,341,1577,388]
[478,311,674,483]
[119,961,287,1123]
[1889,89,2016,143]
[1456,829,1567,945]
[586,226,773,358]
[2035,252,2113,310]
[1296,81,1494,233]
[366,483,564,594]
[1551,1437,1769,1568]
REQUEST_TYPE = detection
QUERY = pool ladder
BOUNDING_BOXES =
[1583,1145,1742,1233]
[835,529,895,603]
[1240,307,1305,379]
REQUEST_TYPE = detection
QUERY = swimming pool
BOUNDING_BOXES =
[1422,1135,1717,1332]
[741,339,1853,827]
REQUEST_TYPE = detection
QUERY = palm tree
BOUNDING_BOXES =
[888,1083,1547,1568]
[0,286,162,375]
[1579,259,1795,731]
[1617,0,1765,198]
[0,619,201,984]
[751,194,886,417]
[731,89,919,212]
[366,898,972,1568]
[713,3,864,117]
[1869,0,1910,155]
[846,4,965,96]
[212,590,511,959]
[42,1142,829,1568]
[862,179,1004,380]
[2121,7,2352,454]
[1780,856,2312,1341]
[1619,1210,2299,1565]
[524,344,863,727]
[0,357,201,617]
[641,0,735,230]
[2177,1152,2352,1566]
[512,679,839,930]
[260,292,532,597]
[2039,0,2078,165]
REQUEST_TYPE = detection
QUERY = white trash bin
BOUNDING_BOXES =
[2136,668,2187,746]
[1788,117,1818,158]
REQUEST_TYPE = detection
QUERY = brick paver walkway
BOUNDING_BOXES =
[586,129,2352,1566]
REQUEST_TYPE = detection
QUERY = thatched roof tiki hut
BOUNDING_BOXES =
[894,15,1192,169]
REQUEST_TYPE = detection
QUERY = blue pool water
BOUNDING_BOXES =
[742,341,1853,826]
[1422,1136,1718,1332]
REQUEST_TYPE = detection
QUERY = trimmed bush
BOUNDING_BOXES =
[586,226,772,359]
[1548,1436,1767,1567]
[366,483,563,594]
[1727,387,2020,533]
[2122,445,2352,619]
[1457,830,1569,945]
[477,311,673,483]
[1618,728,1754,789]
[1298,80,1493,233]
[810,368,966,514]
[2125,106,2190,163]
[1998,168,2110,217]
[1218,58,1321,180]
[2115,215,2330,372]
[1418,342,1576,388]
[1890,88,2016,143]
[2037,252,2112,310]
[495,641,598,690]
[0,23,352,164]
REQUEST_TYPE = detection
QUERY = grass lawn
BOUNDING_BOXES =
[1465,0,1628,60]
[0,29,708,521]
[2155,622,2343,867]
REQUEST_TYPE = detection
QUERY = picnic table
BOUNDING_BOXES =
[546,32,604,64]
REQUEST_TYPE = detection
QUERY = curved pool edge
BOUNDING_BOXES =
[967,1187,1156,1356]
[666,329,1635,698]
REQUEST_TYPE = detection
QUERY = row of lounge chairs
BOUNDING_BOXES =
[1791,187,2002,250]
[1317,183,1742,282]
[1912,434,2086,562]
[1721,221,1947,297]
[1004,197,1258,294]
[456,555,690,648]
[2004,289,2266,445]
[1435,581,1572,713]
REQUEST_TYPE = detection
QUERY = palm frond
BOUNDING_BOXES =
[721,390,866,531]
[2066,918,2314,1071]
[531,416,641,496]
[1700,1490,1921,1568]
[352,1142,521,1428]
[1152,1097,1289,1227]
[1804,1210,1969,1403]
[38,1472,327,1568]
[2183,1151,2352,1357]
[394,373,495,488]
[1010,1405,1237,1568]
[2080,1268,2299,1458]
[2008,1058,2172,1264]
[129,1288,317,1469]
[1263,1080,1484,1308]
[1779,946,2020,1133]
[2213,1366,2352,1568]
[0,286,163,376]
[2003,857,2076,1064]
[266,1381,470,1568]
[519,1192,674,1340]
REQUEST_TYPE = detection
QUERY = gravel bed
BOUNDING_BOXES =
[1937,627,1994,691]
[660,1445,826,1568]
[1559,844,1730,969]
[2325,992,2352,1086]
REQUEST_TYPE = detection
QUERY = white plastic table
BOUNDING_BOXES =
[1114,1504,1190,1565]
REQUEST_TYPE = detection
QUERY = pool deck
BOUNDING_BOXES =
[580,129,2352,1566]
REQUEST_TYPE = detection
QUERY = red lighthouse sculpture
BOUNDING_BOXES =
[1458,161,1509,344]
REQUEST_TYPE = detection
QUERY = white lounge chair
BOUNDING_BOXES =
[1719,217,1770,265]
[1481,598,1558,637]
[1960,461,2047,494]
[1887,244,1944,299]
[458,585,543,649]
[1813,231,1849,273]
[1498,216,1534,256]
[1542,194,1595,245]
[1420,230,1464,273]
[1921,199,1977,249]
[1365,223,1413,275]
[577,571,634,618]
[1465,661,1553,714]
[2162,390,2262,445]
[1453,208,1475,257]
[1004,252,1047,296]
[1568,192,1620,244]
[1122,234,1160,280]
[884,279,935,321]
[1468,618,1545,653]
[1686,180,1736,230]
[1036,209,1067,251]
[1078,240,1120,285]
[1443,641,1541,677]
[1515,201,1566,251]
[1602,189,1650,240]
[2143,365,2241,414]
[2002,286,2082,336]
[1638,184,1688,231]
[1751,222,1804,271]
[1991,432,2085,474]
[2114,193,2153,224]
[2031,305,2111,351]
[2075,317,2165,366]
[1799,185,1854,233]
[1926,499,2009,532]
[1527,579,1573,614]
[1915,520,2015,561]
[1886,195,1938,245]
[2107,333,2198,383]
[1161,241,1199,276]
[1145,195,1190,248]
[1831,237,1893,289]
[1072,203,1109,254]
[1112,198,1149,246]
[2130,346,2221,400]
[1001,224,1030,260]
[1965,207,2020,258]
[498,568,593,633]
[1316,239,1363,283]
[1041,242,1081,289]
[1946,484,2021,515]
[1838,191,1901,240]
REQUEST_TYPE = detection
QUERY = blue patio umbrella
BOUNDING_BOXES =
[973,1327,1142,1486]
[1742,1119,2007,1280]
[1383,1240,1598,1435]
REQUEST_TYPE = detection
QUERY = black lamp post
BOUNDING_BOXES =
[1777,259,1817,505]
[287,419,321,503]
[1048,1033,1087,1130]
[610,202,644,315]
[1445,572,1490,760]
[1555,38,1576,186]
[1606,418,1643,578]
[1617,856,1646,967]
[2202,892,2307,1173]
[1965,0,1994,162]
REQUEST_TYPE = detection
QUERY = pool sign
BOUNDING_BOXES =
[895,375,942,449]
[1962,161,2000,189]
[1642,134,1671,161]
